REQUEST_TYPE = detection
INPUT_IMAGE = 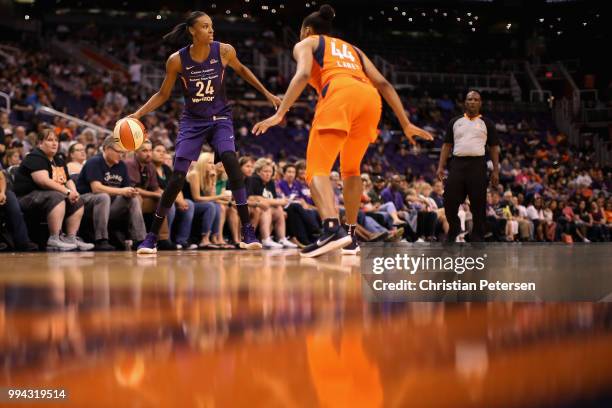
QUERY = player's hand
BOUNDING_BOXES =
[436,167,446,182]
[267,93,282,110]
[252,113,283,136]
[403,123,433,145]
[127,113,140,120]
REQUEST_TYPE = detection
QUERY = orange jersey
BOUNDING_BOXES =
[308,35,373,96]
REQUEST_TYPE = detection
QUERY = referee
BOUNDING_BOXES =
[437,90,500,242]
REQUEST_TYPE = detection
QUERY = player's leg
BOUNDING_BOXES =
[212,119,262,249]
[340,90,382,255]
[138,121,205,254]
[300,128,352,258]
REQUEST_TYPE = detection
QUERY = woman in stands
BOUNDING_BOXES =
[253,4,432,257]
[131,11,281,254]
[248,158,297,249]
[66,142,86,176]
[185,152,233,249]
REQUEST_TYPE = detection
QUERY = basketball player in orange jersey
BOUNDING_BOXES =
[253,4,433,258]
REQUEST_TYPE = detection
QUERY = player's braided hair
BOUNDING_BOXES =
[163,11,207,43]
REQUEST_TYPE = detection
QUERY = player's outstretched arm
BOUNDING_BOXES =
[251,38,315,135]
[358,49,433,144]
[129,53,181,119]
[221,43,281,109]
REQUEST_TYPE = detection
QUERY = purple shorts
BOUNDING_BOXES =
[174,117,235,162]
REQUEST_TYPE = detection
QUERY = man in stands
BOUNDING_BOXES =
[12,130,93,250]
[77,136,146,250]
[125,140,175,250]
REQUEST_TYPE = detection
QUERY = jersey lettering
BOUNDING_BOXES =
[193,80,215,102]
[330,40,355,62]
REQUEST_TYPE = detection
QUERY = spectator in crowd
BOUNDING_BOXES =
[66,142,87,176]
[85,144,98,160]
[77,135,146,250]
[185,152,230,249]
[2,148,21,169]
[0,170,38,251]
[277,163,320,246]
[152,143,196,250]
[12,126,32,155]
[247,158,297,249]
[125,140,175,249]
[13,130,93,250]
[215,162,240,246]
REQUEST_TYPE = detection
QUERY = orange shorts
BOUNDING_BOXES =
[305,77,382,183]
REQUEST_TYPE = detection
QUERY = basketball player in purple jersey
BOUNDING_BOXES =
[128,11,281,254]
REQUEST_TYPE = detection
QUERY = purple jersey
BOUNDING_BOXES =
[178,42,231,119]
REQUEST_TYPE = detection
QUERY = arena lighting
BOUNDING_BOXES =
[261,5,268,10]
[443,12,448,17]
[388,17,392,21]
[409,17,413,22]
[15,0,35,3]
[271,9,276,14]
[557,31,562,35]
[225,10,231,15]
[402,12,406,16]
[474,16,479,20]
[546,72,553,78]
[583,22,587,26]
[469,21,473,25]
[539,18,545,22]
[472,27,476,31]
[243,13,248,18]
[156,14,161,20]
[280,4,284,8]
[24,15,30,20]
[394,6,398,11]
[467,12,472,16]
[211,3,216,8]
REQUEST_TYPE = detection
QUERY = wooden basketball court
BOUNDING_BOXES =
[1,250,611,407]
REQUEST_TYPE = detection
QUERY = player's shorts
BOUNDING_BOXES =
[175,115,235,162]
[306,76,382,182]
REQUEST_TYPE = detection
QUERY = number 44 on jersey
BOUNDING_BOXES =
[330,40,360,70]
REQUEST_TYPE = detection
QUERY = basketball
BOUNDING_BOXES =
[113,118,146,151]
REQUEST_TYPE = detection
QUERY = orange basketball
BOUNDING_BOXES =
[113,118,146,151]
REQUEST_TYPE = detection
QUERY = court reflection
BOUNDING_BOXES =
[0,252,610,407]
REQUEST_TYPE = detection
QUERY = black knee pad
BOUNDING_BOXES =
[161,170,186,208]
[220,151,245,191]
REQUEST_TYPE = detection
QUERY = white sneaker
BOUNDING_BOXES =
[583,238,590,243]
[416,238,425,243]
[262,238,283,249]
[279,238,298,248]
[61,234,95,251]
[47,235,77,251]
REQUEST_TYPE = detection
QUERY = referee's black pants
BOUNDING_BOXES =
[443,156,488,242]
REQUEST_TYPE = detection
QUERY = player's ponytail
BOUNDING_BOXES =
[302,4,335,35]
[163,11,207,44]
